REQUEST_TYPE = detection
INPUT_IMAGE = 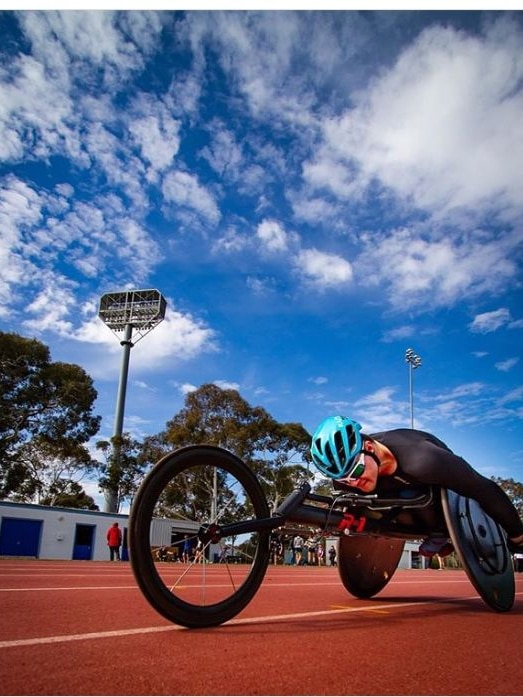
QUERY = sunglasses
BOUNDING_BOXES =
[344,450,366,480]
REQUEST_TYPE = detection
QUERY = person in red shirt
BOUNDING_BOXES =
[106,522,122,561]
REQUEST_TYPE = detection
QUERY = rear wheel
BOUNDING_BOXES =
[441,489,515,612]
[129,445,271,628]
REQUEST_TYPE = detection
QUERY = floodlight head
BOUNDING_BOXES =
[99,289,167,343]
[405,348,422,369]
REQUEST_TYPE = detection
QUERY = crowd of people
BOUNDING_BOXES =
[269,532,336,566]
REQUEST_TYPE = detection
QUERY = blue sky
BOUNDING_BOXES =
[1,9,523,507]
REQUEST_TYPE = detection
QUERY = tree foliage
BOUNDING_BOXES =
[139,383,313,512]
[0,331,101,501]
[95,434,145,513]
[40,480,99,510]
[491,477,523,518]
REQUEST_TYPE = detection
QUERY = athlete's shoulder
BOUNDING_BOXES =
[369,428,425,441]
[370,428,452,451]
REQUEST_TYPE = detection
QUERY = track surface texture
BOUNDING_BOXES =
[0,559,522,695]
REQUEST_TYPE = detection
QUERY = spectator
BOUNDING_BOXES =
[270,533,283,565]
[328,544,337,567]
[194,539,204,563]
[106,522,122,561]
[182,535,192,563]
[317,542,324,566]
[293,534,304,565]
[156,546,168,562]
[306,539,317,566]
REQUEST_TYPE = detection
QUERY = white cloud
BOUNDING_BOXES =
[70,303,218,380]
[129,114,181,175]
[256,219,289,253]
[20,11,163,76]
[190,12,316,128]
[1,12,163,169]
[315,19,523,219]
[381,325,416,343]
[495,357,519,372]
[0,53,74,162]
[213,380,240,391]
[499,387,523,404]
[179,382,198,395]
[356,387,396,406]
[470,308,511,333]
[213,226,249,254]
[22,275,76,336]
[309,376,328,385]
[358,228,518,310]
[162,170,221,225]
[433,382,485,400]
[0,179,162,328]
[246,276,277,296]
[290,194,339,225]
[201,124,243,180]
[295,248,353,288]
[176,380,240,395]
[0,177,43,312]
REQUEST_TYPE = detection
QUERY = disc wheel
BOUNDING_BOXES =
[129,445,271,628]
[441,489,515,612]
[338,535,404,598]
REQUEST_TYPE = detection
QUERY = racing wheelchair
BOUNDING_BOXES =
[129,445,515,628]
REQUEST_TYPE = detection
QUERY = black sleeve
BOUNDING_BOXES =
[402,441,523,537]
[376,430,523,538]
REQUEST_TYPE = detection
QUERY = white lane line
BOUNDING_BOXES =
[0,625,180,648]
[0,579,475,592]
[2,592,517,649]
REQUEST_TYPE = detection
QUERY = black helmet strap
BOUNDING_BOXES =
[361,445,381,469]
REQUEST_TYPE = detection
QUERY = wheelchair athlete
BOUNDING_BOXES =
[311,416,523,557]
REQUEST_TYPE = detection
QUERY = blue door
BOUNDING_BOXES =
[72,524,95,560]
[0,517,42,557]
[121,527,129,561]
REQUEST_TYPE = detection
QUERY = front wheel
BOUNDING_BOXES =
[129,445,271,628]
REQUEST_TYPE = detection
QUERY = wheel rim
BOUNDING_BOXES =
[441,489,514,612]
[458,496,509,575]
[130,447,270,627]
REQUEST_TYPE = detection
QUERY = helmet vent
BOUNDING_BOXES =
[333,430,345,460]
[346,425,356,452]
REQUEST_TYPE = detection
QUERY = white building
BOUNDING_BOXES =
[0,500,201,562]
[0,500,130,561]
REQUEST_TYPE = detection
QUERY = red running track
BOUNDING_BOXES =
[0,559,522,695]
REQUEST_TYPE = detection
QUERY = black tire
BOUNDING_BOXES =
[129,445,270,628]
[338,535,404,599]
[441,489,515,612]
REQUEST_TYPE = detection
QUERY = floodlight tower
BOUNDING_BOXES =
[405,348,422,429]
[99,289,167,513]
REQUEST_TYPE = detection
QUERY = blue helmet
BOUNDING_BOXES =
[310,416,363,479]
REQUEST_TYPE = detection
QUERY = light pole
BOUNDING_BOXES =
[99,289,167,512]
[405,348,422,429]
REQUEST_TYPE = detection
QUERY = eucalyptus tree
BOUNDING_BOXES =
[95,434,145,513]
[491,477,523,518]
[0,331,101,501]
[40,479,99,510]
[138,383,313,518]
